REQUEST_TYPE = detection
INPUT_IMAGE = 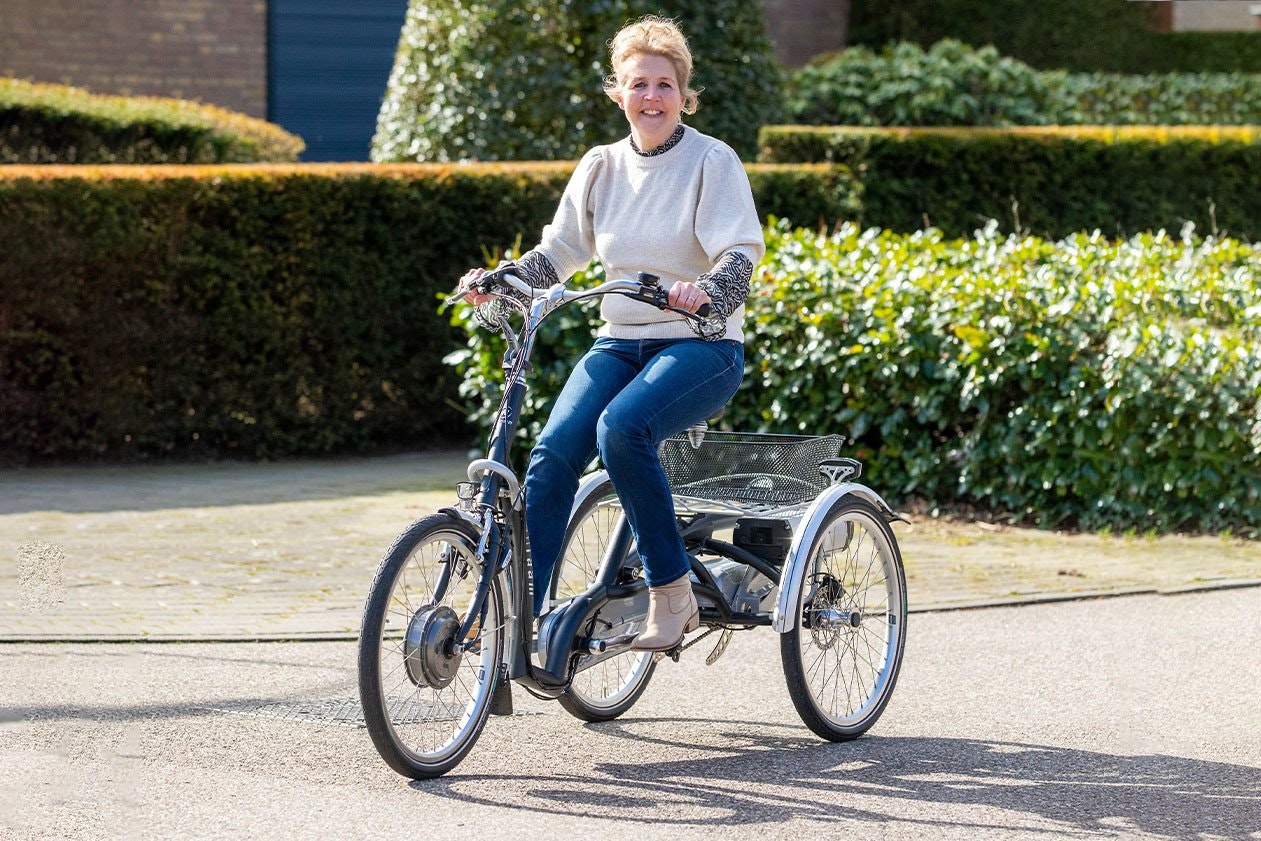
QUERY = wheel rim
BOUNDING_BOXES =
[374,527,499,765]
[556,488,653,707]
[795,508,903,729]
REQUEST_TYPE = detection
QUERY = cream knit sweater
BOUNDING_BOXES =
[525,125,765,343]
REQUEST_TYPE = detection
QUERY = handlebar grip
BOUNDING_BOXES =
[696,303,712,318]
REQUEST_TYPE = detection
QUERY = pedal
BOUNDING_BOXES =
[489,675,514,716]
[704,628,733,666]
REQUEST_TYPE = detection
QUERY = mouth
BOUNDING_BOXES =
[642,110,664,117]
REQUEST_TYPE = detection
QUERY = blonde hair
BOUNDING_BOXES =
[603,16,701,115]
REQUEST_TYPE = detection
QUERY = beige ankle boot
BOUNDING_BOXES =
[631,573,699,652]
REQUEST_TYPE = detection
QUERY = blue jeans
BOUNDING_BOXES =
[525,337,745,615]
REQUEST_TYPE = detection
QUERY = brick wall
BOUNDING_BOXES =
[0,0,267,117]
[760,0,849,67]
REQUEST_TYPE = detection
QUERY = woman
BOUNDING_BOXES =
[461,15,764,652]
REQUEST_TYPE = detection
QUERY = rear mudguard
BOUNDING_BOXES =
[771,483,903,634]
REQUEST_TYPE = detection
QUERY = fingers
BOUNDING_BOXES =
[458,268,492,306]
[668,281,711,314]
[459,267,486,291]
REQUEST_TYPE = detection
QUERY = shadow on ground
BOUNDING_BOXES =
[419,721,1260,839]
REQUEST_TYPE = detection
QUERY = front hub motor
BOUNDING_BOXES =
[403,605,463,689]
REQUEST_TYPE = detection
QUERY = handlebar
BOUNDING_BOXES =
[448,269,712,321]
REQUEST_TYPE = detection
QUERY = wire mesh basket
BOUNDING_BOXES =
[659,431,844,508]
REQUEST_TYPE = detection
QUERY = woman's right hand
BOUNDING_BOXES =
[458,268,495,307]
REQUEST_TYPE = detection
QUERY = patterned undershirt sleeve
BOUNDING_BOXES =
[696,251,755,318]
[472,251,560,331]
[515,250,560,289]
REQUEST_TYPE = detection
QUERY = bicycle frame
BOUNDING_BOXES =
[443,274,694,695]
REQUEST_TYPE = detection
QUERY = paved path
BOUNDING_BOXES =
[2,450,1260,640]
[2,588,1258,840]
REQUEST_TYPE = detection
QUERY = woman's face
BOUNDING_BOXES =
[614,52,683,151]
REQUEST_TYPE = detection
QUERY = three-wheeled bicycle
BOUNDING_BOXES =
[357,268,908,778]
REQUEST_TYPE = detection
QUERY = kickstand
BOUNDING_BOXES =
[490,675,514,716]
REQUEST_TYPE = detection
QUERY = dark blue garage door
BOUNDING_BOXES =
[268,0,408,161]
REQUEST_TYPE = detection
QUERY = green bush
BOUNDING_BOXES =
[846,0,1261,73]
[1054,71,1261,126]
[0,78,304,163]
[0,161,854,463]
[449,220,1261,535]
[787,40,1261,127]
[758,125,1261,239]
[373,0,782,162]
[788,40,1062,127]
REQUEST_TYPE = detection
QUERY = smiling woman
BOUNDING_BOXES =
[602,17,699,153]
[455,14,766,652]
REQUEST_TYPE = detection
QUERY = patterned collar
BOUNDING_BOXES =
[629,123,685,157]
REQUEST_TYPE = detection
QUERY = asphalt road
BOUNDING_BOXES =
[2,587,1259,841]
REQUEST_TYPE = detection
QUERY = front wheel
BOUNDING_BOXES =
[358,512,505,778]
[551,477,656,722]
[781,497,907,741]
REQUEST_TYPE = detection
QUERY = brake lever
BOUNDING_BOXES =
[443,264,518,309]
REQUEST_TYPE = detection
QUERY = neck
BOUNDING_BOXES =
[631,122,681,154]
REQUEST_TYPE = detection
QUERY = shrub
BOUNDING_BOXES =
[1053,71,1261,126]
[449,220,1261,535]
[0,78,304,163]
[787,40,1062,127]
[846,0,1261,74]
[0,161,854,463]
[786,40,1261,128]
[758,125,1261,240]
[373,0,782,162]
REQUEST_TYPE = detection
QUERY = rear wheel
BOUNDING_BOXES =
[551,477,656,722]
[358,512,505,778]
[781,498,906,741]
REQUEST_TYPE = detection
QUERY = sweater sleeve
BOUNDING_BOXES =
[693,144,765,316]
[526,147,604,283]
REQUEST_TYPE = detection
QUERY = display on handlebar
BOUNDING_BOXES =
[633,272,712,319]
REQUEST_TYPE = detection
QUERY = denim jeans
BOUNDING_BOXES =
[524,336,745,615]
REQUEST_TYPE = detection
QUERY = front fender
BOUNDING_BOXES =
[771,483,901,634]
[569,469,612,524]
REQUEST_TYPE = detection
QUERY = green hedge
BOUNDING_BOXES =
[450,221,1261,535]
[0,78,304,163]
[787,40,1261,127]
[847,0,1261,73]
[0,162,855,463]
[374,0,782,162]
[759,125,1261,239]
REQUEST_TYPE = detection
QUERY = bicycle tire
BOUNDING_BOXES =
[781,497,907,741]
[358,512,505,778]
[551,477,656,722]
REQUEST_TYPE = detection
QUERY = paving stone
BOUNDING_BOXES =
[2,450,1258,641]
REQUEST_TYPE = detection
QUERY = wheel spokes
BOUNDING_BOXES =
[799,511,900,725]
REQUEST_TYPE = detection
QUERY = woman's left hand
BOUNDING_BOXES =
[668,281,712,314]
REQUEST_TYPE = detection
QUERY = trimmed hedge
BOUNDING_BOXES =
[787,40,1261,127]
[0,162,856,463]
[449,221,1261,535]
[847,0,1261,74]
[758,125,1261,239]
[0,78,304,163]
